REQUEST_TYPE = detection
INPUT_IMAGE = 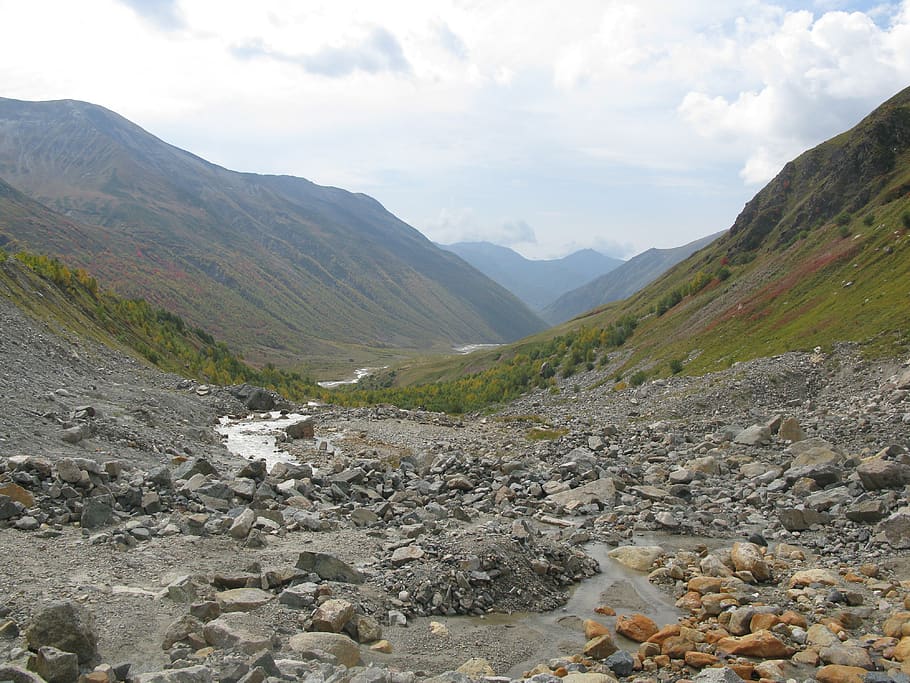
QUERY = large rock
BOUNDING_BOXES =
[0,483,34,508]
[548,478,618,507]
[215,588,273,613]
[228,509,256,539]
[730,542,770,582]
[285,419,315,439]
[615,614,658,642]
[288,632,361,667]
[778,506,829,531]
[0,665,47,683]
[857,458,910,490]
[778,417,805,442]
[715,631,794,658]
[877,509,910,548]
[734,425,771,446]
[296,551,363,584]
[32,646,79,683]
[203,613,272,654]
[583,633,618,659]
[310,599,354,633]
[608,545,664,572]
[390,545,424,566]
[814,665,868,683]
[25,600,98,663]
[80,496,113,529]
[133,666,213,683]
[693,669,745,683]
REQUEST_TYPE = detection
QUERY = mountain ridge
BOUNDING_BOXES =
[0,97,545,369]
[439,241,623,311]
[541,232,722,324]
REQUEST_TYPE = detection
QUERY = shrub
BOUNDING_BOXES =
[716,266,731,281]
[863,213,875,227]
[838,224,851,238]
[669,358,684,374]
[903,211,910,230]
[836,212,852,226]
[630,370,647,386]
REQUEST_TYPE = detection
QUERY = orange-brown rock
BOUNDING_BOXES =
[893,636,910,661]
[687,576,724,594]
[715,630,795,658]
[843,572,865,583]
[704,628,730,644]
[0,483,33,508]
[647,624,682,645]
[616,614,659,643]
[639,641,661,658]
[661,635,696,659]
[729,664,755,680]
[749,613,781,633]
[595,605,616,616]
[792,650,820,666]
[683,651,718,668]
[653,654,671,668]
[815,664,868,683]
[883,613,910,638]
[584,633,618,659]
[676,592,703,611]
[702,593,739,615]
[584,619,611,639]
[780,610,808,628]
[731,542,771,582]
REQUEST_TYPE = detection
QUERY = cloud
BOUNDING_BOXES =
[435,21,467,60]
[118,0,183,30]
[425,208,537,246]
[677,6,910,184]
[232,26,410,77]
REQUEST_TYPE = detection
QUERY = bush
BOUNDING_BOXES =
[836,212,852,226]
[863,213,875,227]
[838,224,851,238]
[669,358,684,374]
[630,370,647,386]
[903,211,910,230]
[716,266,731,281]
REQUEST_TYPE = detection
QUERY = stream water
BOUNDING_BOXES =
[215,411,336,470]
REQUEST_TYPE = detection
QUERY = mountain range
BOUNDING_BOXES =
[540,232,722,324]
[0,97,544,370]
[438,242,623,312]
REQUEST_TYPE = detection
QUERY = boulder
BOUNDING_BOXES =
[778,506,829,531]
[814,665,868,683]
[778,417,805,442]
[32,646,79,683]
[0,665,47,683]
[583,633,618,659]
[288,632,361,667]
[615,614,658,642]
[0,483,34,508]
[215,588,273,613]
[80,496,113,529]
[296,551,363,584]
[877,510,910,548]
[390,545,424,565]
[25,600,98,663]
[203,613,272,654]
[228,509,256,539]
[734,425,771,446]
[693,669,745,683]
[548,478,619,507]
[608,545,664,572]
[285,419,315,439]
[310,599,354,633]
[730,542,770,582]
[715,630,794,658]
[857,458,910,490]
[133,666,213,683]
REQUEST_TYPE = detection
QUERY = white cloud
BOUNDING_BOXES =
[0,0,908,255]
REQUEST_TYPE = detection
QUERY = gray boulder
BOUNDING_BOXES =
[25,600,98,663]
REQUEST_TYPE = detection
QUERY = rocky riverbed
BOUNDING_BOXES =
[2,293,910,683]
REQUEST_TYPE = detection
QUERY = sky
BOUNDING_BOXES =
[2,1,910,259]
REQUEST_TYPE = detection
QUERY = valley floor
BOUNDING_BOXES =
[2,289,910,682]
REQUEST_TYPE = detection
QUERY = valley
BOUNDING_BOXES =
[0,57,909,683]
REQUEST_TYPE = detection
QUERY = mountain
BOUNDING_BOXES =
[398,86,910,393]
[439,241,623,311]
[541,232,722,324]
[0,97,545,369]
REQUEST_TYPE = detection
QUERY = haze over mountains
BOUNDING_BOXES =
[0,97,545,368]
[541,232,722,324]
[439,242,623,312]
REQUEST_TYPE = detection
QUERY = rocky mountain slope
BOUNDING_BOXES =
[0,98,545,369]
[440,242,623,312]
[541,232,721,325]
